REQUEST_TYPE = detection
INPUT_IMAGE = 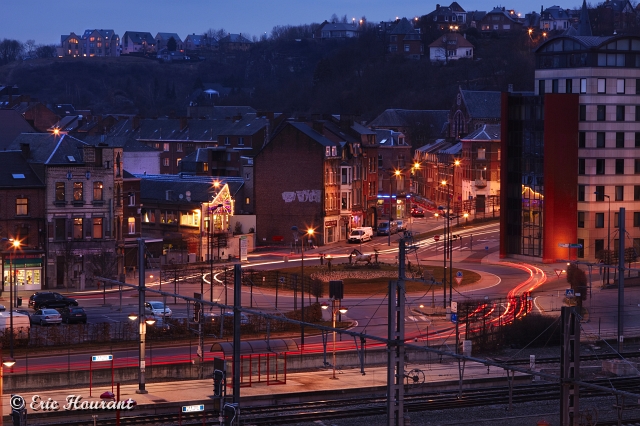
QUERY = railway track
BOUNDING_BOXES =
[35,377,640,426]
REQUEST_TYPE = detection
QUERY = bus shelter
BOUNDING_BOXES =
[210,339,298,387]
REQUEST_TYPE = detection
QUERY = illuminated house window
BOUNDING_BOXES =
[128,217,136,234]
[16,198,28,216]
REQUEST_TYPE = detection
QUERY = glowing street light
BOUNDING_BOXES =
[321,300,348,379]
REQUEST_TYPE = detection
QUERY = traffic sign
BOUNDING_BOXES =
[450,313,457,323]
[565,289,575,298]
[451,301,458,313]
[455,271,463,285]
[434,235,440,241]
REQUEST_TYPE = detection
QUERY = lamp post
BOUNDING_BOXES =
[441,160,460,312]
[4,239,20,359]
[321,300,348,379]
[0,346,16,426]
[129,312,155,394]
[594,191,611,284]
[292,226,314,349]
[389,170,401,246]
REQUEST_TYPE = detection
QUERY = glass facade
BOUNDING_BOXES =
[505,95,545,257]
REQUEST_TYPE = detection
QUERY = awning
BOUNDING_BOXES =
[210,339,298,356]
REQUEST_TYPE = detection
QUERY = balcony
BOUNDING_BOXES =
[474,179,487,188]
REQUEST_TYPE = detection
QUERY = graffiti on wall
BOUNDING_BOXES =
[282,190,322,203]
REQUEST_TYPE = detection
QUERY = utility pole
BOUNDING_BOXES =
[617,208,625,353]
[387,238,406,426]
[560,306,580,425]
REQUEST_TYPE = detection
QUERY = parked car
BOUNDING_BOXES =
[348,227,373,243]
[377,221,398,236]
[30,309,62,326]
[396,220,406,231]
[411,208,425,218]
[144,301,172,318]
[28,292,78,310]
[60,306,87,324]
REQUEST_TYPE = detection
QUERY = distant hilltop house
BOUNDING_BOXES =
[315,21,361,39]
[184,33,218,53]
[218,34,253,52]
[121,31,156,55]
[58,29,119,58]
[383,17,424,60]
[478,7,523,36]
[429,32,474,62]
[155,33,184,52]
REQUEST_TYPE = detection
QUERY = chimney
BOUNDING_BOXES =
[312,121,324,134]
[20,143,30,159]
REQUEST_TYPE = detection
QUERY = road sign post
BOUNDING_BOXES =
[455,271,463,285]
[90,354,114,397]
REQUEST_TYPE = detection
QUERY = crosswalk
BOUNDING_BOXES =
[406,314,432,323]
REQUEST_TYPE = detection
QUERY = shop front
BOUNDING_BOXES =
[324,217,339,244]
[3,253,44,294]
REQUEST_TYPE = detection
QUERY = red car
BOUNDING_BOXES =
[411,208,425,217]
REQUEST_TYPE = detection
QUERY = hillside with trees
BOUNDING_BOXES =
[0,26,535,120]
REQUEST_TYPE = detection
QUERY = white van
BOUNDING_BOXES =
[348,227,373,243]
[0,312,30,341]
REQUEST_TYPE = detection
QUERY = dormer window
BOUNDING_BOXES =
[331,146,337,156]
[326,146,331,157]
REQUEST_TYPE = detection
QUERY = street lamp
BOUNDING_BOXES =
[441,160,460,312]
[0,348,16,426]
[594,191,611,285]
[128,312,155,394]
[1,239,20,359]
[389,170,402,246]
[321,300,348,379]
[292,226,314,349]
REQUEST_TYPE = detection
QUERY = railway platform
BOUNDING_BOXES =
[12,359,528,425]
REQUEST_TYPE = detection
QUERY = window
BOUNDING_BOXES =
[127,217,136,234]
[176,158,182,167]
[404,44,410,52]
[636,159,640,173]
[128,192,135,206]
[577,238,584,258]
[579,105,586,121]
[635,185,640,200]
[636,133,640,147]
[615,159,624,174]
[637,79,640,94]
[154,143,160,149]
[578,211,585,228]
[616,132,624,148]
[176,143,183,152]
[93,181,103,201]
[580,78,586,93]
[634,212,640,227]
[597,78,606,93]
[578,158,585,174]
[238,137,244,146]
[390,35,397,42]
[596,132,605,148]
[596,159,605,174]
[617,105,625,121]
[538,80,545,95]
[73,182,83,201]
[595,212,605,228]
[595,186,604,201]
[579,132,585,148]
[245,197,250,204]
[224,137,230,146]
[595,239,604,254]
[163,143,170,152]
[331,146,337,156]
[477,148,486,160]
[55,182,65,202]
[180,210,201,227]
[636,105,640,121]
[552,79,558,93]
[617,78,625,93]
[203,162,209,172]
[578,185,585,201]
[325,147,331,157]
[615,185,624,201]
[566,79,572,93]
[73,218,83,239]
[341,168,349,184]
[54,218,65,240]
[163,158,169,167]
[615,212,620,228]
[597,105,605,121]
[16,198,27,216]
[93,218,103,239]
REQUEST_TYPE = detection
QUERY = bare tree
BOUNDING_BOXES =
[0,39,24,65]
[86,252,118,284]
[25,39,36,58]
[35,44,56,58]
